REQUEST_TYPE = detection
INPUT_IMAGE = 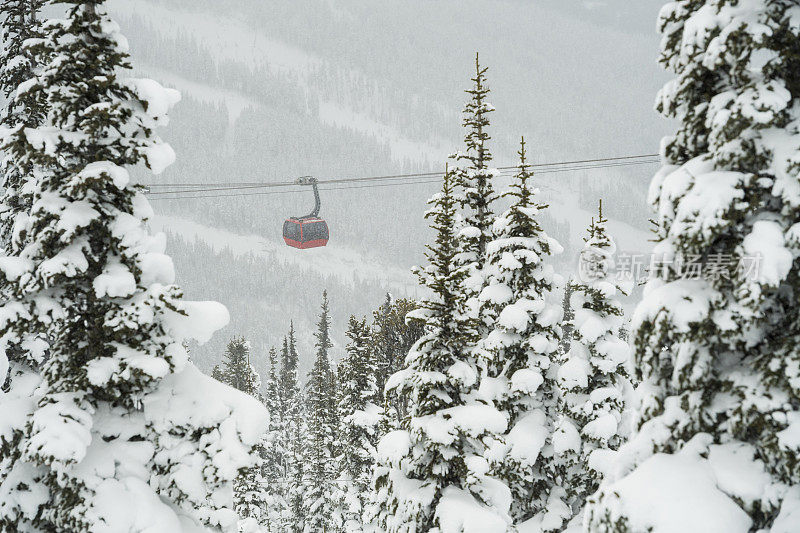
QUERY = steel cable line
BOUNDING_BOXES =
[142,153,659,191]
[147,158,657,195]
[144,153,658,188]
[146,158,659,200]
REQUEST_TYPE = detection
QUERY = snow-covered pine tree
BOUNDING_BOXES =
[373,294,398,393]
[451,53,499,353]
[559,281,575,356]
[217,338,270,530]
[0,0,48,378]
[452,52,498,261]
[338,315,380,532]
[552,201,631,525]
[0,5,49,492]
[212,363,225,382]
[373,167,510,532]
[278,327,306,533]
[262,346,284,486]
[478,137,565,528]
[587,2,800,531]
[0,2,267,531]
[261,345,287,531]
[0,0,46,128]
[372,295,423,425]
[221,337,262,397]
[303,291,342,532]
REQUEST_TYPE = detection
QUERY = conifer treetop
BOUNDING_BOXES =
[452,54,498,260]
[460,52,493,169]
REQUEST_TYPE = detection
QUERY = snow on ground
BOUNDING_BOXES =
[318,101,450,163]
[543,189,652,257]
[108,0,319,74]
[139,66,258,128]
[148,215,418,294]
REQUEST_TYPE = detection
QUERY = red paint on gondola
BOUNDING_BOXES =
[283,218,329,249]
[284,237,328,249]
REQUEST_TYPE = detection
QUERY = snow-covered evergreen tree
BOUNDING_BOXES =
[0,2,267,530]
[479,138,565,528]
[0,0,46,128]
[217,338,270,531]
[372,294,423,425]
[587,2,800,531]
[373,167,510,532]
[0,0,48,376]
[221,337,262,398]
[552,201,631,524]
[212,363,225,382]
[452,53,498,262]
[278,327,306,533]
[338,315,380,531]
[451,53,499,353]
[559,281,575,356]
[261,346,286,531]
[303,291,341,532]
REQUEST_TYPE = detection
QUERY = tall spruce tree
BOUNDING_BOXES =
[221,337,262,397]
[0,0,46,127]
[451,53,499,356]
[0,0,48,379]
[372,295,424,425]
[338,315,380,531]
[587,2,800,530]
[261,346,287,532]
[479,138,565,528]
[263,346,282,481]
[0,4,49,492]
[0,2,267,530]
[218,338,270,530]
[552,201,631,525]
[303,291,341,532]
[277,326,306,533]
[452,52,498,261]
[373,167,510,532]
[559,282,575,356]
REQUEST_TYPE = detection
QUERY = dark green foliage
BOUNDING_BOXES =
[220,337,262,398]
[452,53,498,261]
[372,294,424,423]
[303,291,341,531]
[0,0,46,127]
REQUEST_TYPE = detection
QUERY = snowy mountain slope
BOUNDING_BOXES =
[149,215,418,293]
[111,0,450,166]
[104,0,667,374]
[141,67,258,128]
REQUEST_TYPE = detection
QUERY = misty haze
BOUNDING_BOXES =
[0,1,797,532]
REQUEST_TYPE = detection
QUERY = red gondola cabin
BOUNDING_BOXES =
[283,217,329,249]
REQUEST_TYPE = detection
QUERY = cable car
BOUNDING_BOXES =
[283,177,329,249]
